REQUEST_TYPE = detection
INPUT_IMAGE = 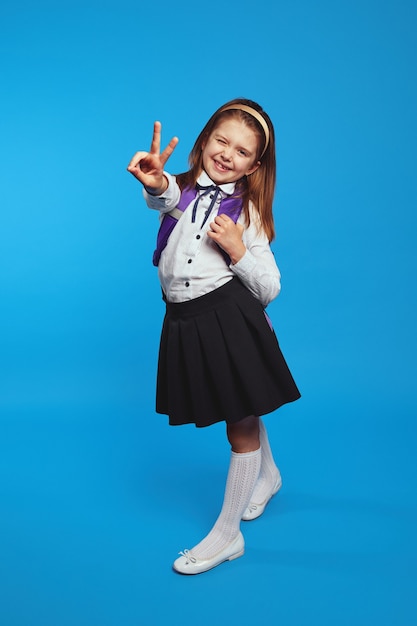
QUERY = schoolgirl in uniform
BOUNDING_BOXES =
[127,98,300,574]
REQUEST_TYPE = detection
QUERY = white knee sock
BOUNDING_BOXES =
[190,448,261,560]
[248,418,281,505]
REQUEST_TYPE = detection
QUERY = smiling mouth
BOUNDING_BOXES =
[214,160,231,172]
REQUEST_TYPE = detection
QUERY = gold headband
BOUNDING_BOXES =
[219,104,270,157]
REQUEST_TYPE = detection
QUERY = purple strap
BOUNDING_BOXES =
[152,185,243,266]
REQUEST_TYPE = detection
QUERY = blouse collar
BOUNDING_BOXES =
[197,170,236,196]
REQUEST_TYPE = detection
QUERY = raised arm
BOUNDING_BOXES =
[127,121,179,194]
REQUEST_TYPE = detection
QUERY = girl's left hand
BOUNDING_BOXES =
[207,215,246,265]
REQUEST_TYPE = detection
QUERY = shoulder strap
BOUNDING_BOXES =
[152,186,198,266]
[152,185,243,266]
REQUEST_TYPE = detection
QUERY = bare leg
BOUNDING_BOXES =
[227,414,260,452]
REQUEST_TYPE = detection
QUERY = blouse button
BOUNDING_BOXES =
[185,281,190,287]
[188,259,192,264]
[196,235,201,240]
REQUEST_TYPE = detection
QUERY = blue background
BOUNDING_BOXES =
[1,1,416,624]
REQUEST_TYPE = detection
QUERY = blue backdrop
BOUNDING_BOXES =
[1,1,416,625]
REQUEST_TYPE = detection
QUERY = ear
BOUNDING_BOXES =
[245,160,261,176]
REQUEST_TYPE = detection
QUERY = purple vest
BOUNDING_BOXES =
[152,185,243,266]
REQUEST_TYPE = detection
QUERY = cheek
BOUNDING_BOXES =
[203,142,214,156]
[238,158,252,172]
[245,157,260,173]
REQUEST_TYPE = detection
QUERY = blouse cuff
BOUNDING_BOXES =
[230,249,256,276]
[142,172,180,210]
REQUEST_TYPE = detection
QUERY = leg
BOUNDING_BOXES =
[227,414,260,453]
[242,417,282,521]
[173,416,261,575]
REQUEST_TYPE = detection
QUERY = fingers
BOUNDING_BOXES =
[207,217,246,263]
[127,151,147,172]
[216,216,244,235]
[208,216,244,242]
[210,214,233,229]
[149,121,162,154]
[126,150,161,186]
[149,120,178,166]
[128,122,178,180]
[160,135,179,165]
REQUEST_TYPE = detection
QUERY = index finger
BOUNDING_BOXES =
[216,214,232,222]
[149,121,162,154]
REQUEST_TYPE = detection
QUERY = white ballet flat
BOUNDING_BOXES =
[173,532,245,575]
[241,474,282,521]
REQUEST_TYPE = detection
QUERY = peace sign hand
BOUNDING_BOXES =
[127,121,179,194]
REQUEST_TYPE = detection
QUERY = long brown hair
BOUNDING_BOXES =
[176,98,276,241]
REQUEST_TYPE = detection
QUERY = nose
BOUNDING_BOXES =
[221,148,232,161]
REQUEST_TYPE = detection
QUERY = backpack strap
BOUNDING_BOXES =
[152,185,243,266]
[152,186,198,266]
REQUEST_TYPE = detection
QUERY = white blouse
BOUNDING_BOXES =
[143,171,281,308]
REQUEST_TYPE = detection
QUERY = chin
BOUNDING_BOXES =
[211,170,236,184]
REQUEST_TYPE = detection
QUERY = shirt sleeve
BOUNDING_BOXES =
[230,209,281,308]
[142,172,181,213]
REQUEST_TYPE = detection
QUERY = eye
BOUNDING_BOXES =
[217,137,226,144]
[238,149,249,157]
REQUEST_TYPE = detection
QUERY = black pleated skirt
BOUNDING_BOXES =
[156,278,300,427]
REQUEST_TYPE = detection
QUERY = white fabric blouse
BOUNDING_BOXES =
[143,171,281,307]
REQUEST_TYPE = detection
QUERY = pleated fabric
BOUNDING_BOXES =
[156,278,300,427]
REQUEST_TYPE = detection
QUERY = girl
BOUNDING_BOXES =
[127,98,300,574]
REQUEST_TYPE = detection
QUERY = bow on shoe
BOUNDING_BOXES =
[178,549,197,564]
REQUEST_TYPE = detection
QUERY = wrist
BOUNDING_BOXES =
[230,244,246,265]
[144,176,168,196]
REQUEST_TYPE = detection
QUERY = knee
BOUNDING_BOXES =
[227,415,260,453]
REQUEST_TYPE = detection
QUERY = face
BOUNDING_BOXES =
[201,118,261,184]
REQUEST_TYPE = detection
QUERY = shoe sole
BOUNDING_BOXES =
[173,535,245,575]
[173,548,244,575]
[227,548,245,561]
